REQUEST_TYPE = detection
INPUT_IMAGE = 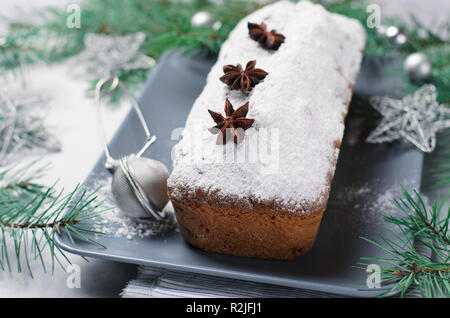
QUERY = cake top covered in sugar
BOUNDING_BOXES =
[168,1,365,212]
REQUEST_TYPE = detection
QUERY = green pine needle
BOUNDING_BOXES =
[359,188,450,298]
[0,162,108,277]
[1,0,448,101]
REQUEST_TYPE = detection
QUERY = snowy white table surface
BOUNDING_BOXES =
[0,0,448,298]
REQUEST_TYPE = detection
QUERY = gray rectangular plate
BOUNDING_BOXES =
[56,50,423,297]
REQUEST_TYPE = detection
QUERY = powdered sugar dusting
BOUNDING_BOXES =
[168,1,366,212]
[89,174,177,240]
[330,177,420,234]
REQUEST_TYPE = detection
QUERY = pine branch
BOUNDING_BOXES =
[1,0,262,93]
[389,189,450,250]
[0,162,108,277]
[0,160,48,198]
[0,218,81,234]
[359,189,450,298]
[0,26,85,77]
[1,181,37,190]
[393,261,450,276]
[1,0,448,104]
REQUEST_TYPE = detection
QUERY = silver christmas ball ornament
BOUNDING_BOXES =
[212,21,222,31]
[191,11,215,28]
[404,52,432,82]
[385,26,399,41]
[376,25,387,36]
[111,156,169,220]
[394,33,407,47]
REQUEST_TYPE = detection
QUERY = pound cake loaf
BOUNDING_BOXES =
[167,1,366,259]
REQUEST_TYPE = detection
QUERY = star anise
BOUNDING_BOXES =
[219,60,268,93]
[248,22,285,50]
[208,99,255,145]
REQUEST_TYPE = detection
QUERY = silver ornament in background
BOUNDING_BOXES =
[385,26,399,41]
[379,25,407,48]
[74,32,155,79]
[95,77,170,220]
[394,33,407,47]
[191,11,214,28]
[404,52,432,82]
[190,11,221,30]
[366,84,450,152]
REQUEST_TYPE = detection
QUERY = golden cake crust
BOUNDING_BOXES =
[169,188,327,259]
[168,89,352,259]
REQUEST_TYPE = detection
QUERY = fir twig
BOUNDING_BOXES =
[0,162,108,277]
[1,0,448,102]
[359,188,450,297]
[0,26,84,77]
[393,261,450,276]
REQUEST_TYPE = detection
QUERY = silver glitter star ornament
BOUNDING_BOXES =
[77,32,155,78]
[366,85,450,152]
[0,92,60,164]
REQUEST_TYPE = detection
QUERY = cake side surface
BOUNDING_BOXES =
[170,188,326,259]
[167,1,365,259]
[168,0,366,212]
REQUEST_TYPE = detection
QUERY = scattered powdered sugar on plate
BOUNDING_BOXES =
[87,173,177,240]
[330,177,420,234]
[86,173,420,240]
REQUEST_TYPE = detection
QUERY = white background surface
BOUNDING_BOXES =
[0,0,448,297]
[0,0,136,297]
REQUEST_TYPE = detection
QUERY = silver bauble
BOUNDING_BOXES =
[404,52,432,82]
[376,25,387,36]
[191,11,215,28]
[111,156,169,220]
[212,21,222,31]
[385,26,399,41]
[394,33,407,47]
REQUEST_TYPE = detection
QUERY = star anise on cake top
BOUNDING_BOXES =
[208,99,255,145]
[248,22,285,50]
[219,60,268,93]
